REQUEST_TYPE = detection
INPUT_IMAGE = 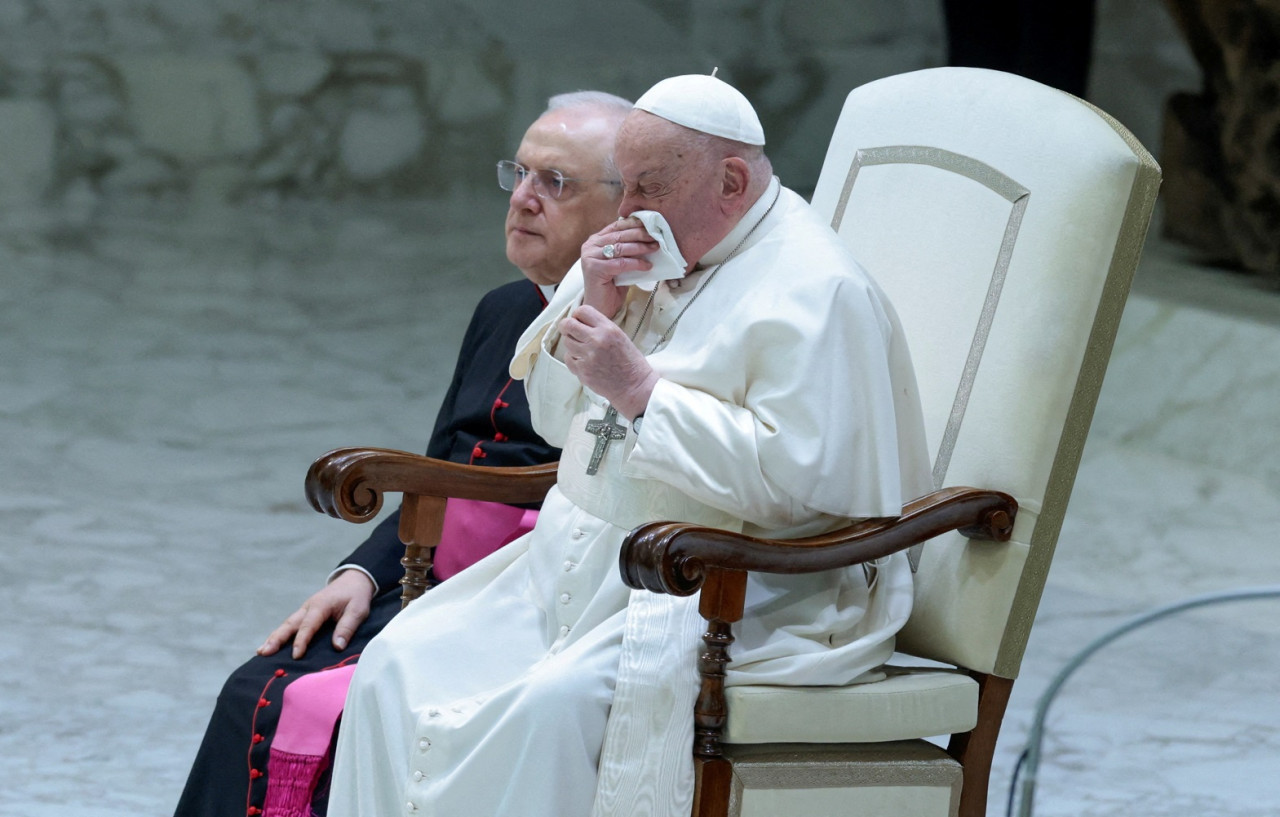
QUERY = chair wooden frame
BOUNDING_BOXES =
[619,489,1020,817]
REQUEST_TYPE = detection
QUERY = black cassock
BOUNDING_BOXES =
[175,279,559,817]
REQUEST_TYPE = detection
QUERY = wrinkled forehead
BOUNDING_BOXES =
[614,111,688,181]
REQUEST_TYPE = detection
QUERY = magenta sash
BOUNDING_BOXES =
[263,664,355,817]
[431,497,539,580]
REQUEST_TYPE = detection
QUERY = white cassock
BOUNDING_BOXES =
[327,178,932,817]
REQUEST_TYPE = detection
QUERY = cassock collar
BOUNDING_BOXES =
[538,283,556,302]
[696,175,781,269]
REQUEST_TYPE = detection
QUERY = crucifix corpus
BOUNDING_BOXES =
[584,406,628,475]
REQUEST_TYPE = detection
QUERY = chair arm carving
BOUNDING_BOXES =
[619,486,1017,597]
[305,447,559,523]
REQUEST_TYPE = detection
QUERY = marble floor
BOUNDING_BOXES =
[3,194,1279,817]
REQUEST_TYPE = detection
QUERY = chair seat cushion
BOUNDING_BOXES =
[723,665,979,744]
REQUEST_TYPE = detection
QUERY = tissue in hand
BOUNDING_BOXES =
[614,210,688,287]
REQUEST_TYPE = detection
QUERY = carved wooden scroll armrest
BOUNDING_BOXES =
[618,486,1016,597]
[616,485,1016,778]
[305,447,558,605]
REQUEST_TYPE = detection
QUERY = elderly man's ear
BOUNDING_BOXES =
[718,157,752,209]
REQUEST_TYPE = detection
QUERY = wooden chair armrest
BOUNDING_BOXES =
[619,486,1017,597]
[305,447,559,607]
[305,446,560,522]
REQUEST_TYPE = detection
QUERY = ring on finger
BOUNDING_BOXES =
[602,243,617,259]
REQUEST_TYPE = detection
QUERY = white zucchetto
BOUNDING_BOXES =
[633,74,766,146]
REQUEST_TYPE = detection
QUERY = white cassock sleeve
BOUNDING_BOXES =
[513,243,928,532]
[624,269,920,530]
[509,261,591,447]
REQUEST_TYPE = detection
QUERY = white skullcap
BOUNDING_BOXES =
[633,73,765,146]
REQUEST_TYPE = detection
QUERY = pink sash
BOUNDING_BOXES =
[262,498,537,815]
[263,664,355,817]
[432,497,539,580]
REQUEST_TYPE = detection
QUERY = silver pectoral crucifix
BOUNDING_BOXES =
[584,405,628,475]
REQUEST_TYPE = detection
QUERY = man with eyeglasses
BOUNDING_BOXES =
[173,90,631,817]
[328,74,928,817]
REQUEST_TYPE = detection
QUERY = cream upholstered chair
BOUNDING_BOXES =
[617,67,1161,817]
[306,66,1159,817]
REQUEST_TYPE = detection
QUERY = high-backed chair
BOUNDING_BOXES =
[618,67,1160,817]
[306,67,1159,817]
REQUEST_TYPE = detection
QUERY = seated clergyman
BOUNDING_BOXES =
[173,90,633,817]
[326,73,931,817]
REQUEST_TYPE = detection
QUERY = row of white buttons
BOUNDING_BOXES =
[408,731,434,811]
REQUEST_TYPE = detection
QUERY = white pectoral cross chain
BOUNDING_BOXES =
[584,405,628,476]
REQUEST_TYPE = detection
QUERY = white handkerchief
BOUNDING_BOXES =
[614,210,688,288]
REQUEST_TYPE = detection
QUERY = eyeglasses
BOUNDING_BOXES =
[496,160,621,201]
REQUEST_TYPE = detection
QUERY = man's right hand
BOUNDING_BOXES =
[580,217,658,316]
[257,569,377,660]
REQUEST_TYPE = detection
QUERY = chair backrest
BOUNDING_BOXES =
[810,67,1160,679]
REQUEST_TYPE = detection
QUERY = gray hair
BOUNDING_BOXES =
[542,90,633,193]
[544,90,633,116]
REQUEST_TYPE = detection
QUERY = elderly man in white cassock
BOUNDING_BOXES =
[327,73,931,817]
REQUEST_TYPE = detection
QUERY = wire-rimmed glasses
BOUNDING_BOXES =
[496,160,620,200]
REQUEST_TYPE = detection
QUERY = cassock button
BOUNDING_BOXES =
[559,593,571,604]
[427,708,440,718]
[413,770,425,782]
[494,432,507,441]
[563,560,575,572]
[406,801,418,812]
[418,738,432,751]
[571,528,585,540]
[559,625,570,637]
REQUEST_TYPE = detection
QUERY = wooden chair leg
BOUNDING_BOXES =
[690,568,747,817]
[948,672,1014,817]
[397,494,445,607]
[692,756,733,817]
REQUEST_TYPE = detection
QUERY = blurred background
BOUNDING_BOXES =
[4,0,1272,277]
[0,1,1195,206]
[4,1,1279,816]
